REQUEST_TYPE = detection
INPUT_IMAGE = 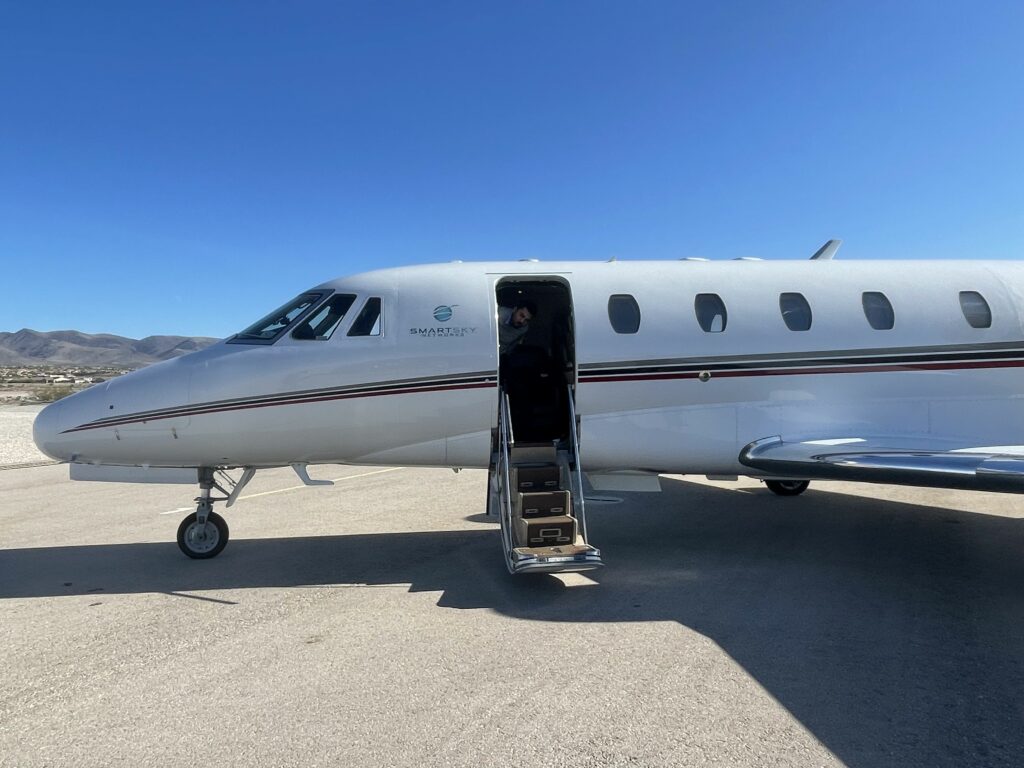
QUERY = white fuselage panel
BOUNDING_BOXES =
[33,260,1024,477]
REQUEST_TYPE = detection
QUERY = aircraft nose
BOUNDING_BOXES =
[33,399,68,461]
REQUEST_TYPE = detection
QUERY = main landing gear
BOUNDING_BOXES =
[177,468,235,559]
[765,479,810,496]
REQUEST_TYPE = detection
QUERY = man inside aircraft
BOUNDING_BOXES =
[498,300,537,354]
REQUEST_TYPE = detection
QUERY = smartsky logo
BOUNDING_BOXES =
[433,305,455,322]
[412,305,475,338]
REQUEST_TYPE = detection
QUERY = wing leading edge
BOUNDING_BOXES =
[740,436,1024,494]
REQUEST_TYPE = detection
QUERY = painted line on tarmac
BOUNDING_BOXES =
[159,467,405,515]
[0,460,62,471]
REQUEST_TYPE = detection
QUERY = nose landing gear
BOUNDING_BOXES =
[177,509,229,559]
[176,468,237,559]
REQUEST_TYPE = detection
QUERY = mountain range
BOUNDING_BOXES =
[0,329,220,367]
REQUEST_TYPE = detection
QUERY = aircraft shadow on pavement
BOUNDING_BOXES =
[3,479,1023,767]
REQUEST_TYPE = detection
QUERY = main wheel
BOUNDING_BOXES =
[177,511,230,559]
[765,480,810,496]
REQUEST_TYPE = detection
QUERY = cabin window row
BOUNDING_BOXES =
[607,291,993,334]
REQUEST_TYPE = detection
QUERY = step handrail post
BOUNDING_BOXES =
[566,384,589,542]
[498,392,517,565]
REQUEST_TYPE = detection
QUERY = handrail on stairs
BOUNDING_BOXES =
[566,384,589,543]
[498,392,516,564]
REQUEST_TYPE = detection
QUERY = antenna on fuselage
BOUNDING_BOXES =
[810,239,842,260]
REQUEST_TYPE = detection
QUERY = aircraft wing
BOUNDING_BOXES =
[740,435,1024,493]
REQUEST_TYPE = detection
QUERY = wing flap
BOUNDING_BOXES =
[740,436,1024,493]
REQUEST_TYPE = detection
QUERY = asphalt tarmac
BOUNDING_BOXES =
[2,464,1023,767]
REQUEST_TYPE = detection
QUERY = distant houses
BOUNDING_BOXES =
[0,366,122,404]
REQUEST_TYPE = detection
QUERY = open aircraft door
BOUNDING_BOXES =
[487,276,603,574]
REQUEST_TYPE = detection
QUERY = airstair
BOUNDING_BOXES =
[489,386,603,574]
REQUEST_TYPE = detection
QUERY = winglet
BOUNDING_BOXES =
[810,239,842,260]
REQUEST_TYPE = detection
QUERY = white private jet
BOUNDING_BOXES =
[33,242,1024,574]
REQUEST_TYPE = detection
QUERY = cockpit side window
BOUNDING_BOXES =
[292,294,357,340]
[230,291,329,344]
[348,297,383,336]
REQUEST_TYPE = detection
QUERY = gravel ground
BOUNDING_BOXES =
[3,467,1023,767]
[0,405,48,465]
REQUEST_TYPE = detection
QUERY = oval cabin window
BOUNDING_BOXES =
[608,295,641,334]
[694,294,727,333]
[959,291,991,329]
[862,292,895,330]
[779,293,812,331]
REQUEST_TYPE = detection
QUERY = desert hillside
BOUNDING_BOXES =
[0,329,219,366]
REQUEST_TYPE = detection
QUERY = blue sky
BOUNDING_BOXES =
[2,1,1022,338]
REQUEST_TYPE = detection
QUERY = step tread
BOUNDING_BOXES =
[513,543,594,558]
[517,513,576,525]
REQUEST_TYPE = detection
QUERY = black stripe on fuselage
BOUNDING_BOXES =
[578,340,1024,376]
[579,342,1024,383]
[62,371,498,433]
[63,342,1024,434]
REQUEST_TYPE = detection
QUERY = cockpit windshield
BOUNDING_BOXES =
[292,294,357,339]
[230,291,329,344]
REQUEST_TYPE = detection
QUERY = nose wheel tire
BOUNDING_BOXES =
[177,511,230,559]
[765,480,810,496]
